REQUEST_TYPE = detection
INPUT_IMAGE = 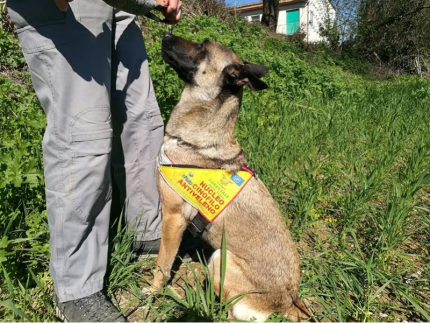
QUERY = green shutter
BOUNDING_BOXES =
[286,9,300,35]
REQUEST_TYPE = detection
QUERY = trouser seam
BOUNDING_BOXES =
[133,113,147,233]
[40,52,67,296]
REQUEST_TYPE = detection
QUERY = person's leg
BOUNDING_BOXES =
[7,0,114,302]
[111,11,164,244]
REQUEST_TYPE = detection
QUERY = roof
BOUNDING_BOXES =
[234,0,335,13]
[235,0,306,13]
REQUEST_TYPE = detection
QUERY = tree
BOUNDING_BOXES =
[357,0,430,74]
[324,0,429,75]
[330,0,362,45]
[261,0,279,32]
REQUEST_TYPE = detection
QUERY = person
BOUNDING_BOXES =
[6,0,181,321]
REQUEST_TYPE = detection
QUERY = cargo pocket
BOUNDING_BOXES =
[8,0,66,30]
[146,109,164,160]
[8,0,81,55]
[71,108,113,157]
[71,107,113,221]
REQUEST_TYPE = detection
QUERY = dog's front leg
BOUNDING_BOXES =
[151,210,188,292]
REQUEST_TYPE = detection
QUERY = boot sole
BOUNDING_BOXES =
[55,306,67,322]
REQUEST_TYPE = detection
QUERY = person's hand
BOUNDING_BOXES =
[155,0,182,25]
[54,0,74,11]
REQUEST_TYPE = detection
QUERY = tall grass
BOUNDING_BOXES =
[235,77,430,321]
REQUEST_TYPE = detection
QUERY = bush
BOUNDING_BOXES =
[0,28,25,70]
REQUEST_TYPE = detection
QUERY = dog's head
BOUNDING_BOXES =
[161,33,268,99]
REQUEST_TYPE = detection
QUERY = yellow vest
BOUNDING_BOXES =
[158,164,254,222]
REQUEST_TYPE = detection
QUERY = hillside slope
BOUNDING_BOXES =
[1,15,429,322]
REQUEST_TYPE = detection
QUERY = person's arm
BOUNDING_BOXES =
[54,0,182,24]
[103,0,162,16]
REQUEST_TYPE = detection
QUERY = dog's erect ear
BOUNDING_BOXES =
[223,63,269,91]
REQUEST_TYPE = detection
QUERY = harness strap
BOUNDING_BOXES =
[188,212,211,238]
[158,146,258,238]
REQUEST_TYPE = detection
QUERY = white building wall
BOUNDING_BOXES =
[307,0,336,42]
[239,0,336,43]
[241,9,263,23]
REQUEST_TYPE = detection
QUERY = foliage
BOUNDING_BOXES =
[357,0,430,75]
[182,0,234,21]
[325,0,430,75]
[0,28,25,70]
[0,68,50,320]
[1,13,430,322]
[328,0,362,47]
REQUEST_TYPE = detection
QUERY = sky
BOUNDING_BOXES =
[224,0,260,7]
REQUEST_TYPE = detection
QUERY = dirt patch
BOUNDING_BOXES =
[0,67,27,87]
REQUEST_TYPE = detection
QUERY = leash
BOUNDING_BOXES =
[144,4,179,26]
[144,12,169,24]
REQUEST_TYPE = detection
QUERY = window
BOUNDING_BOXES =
[286,9,300,35]
[250,15,260,23]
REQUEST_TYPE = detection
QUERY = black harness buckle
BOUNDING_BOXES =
[188,212,211,238]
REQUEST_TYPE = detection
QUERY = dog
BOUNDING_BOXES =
[149,32,311,322]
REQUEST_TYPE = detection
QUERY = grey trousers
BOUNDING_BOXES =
[7,0,163,302]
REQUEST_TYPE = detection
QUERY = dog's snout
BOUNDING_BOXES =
[163,32,174,41]
[162,32,176,49]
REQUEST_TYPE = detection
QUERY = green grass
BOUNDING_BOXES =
[235,75,430,321]
[1,13,429,322]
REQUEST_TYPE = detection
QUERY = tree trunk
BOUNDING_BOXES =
[261,0,279,32]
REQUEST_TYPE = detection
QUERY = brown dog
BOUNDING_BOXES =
[149,32,310,321]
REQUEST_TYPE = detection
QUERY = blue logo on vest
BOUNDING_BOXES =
[230,173,244,186]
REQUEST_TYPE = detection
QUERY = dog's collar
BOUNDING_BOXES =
[164,132,247,167]
[165,132,217,150]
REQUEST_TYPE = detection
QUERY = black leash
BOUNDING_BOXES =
[144,12,169,24]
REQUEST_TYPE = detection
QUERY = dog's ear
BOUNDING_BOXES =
[243,61,269,78]
[223,63,269,91]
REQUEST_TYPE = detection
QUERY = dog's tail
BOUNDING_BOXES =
[285,297,312,322]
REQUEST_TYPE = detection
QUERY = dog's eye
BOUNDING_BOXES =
[195,43,205,51]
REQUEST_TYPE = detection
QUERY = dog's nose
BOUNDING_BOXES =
[163,32,174,40]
